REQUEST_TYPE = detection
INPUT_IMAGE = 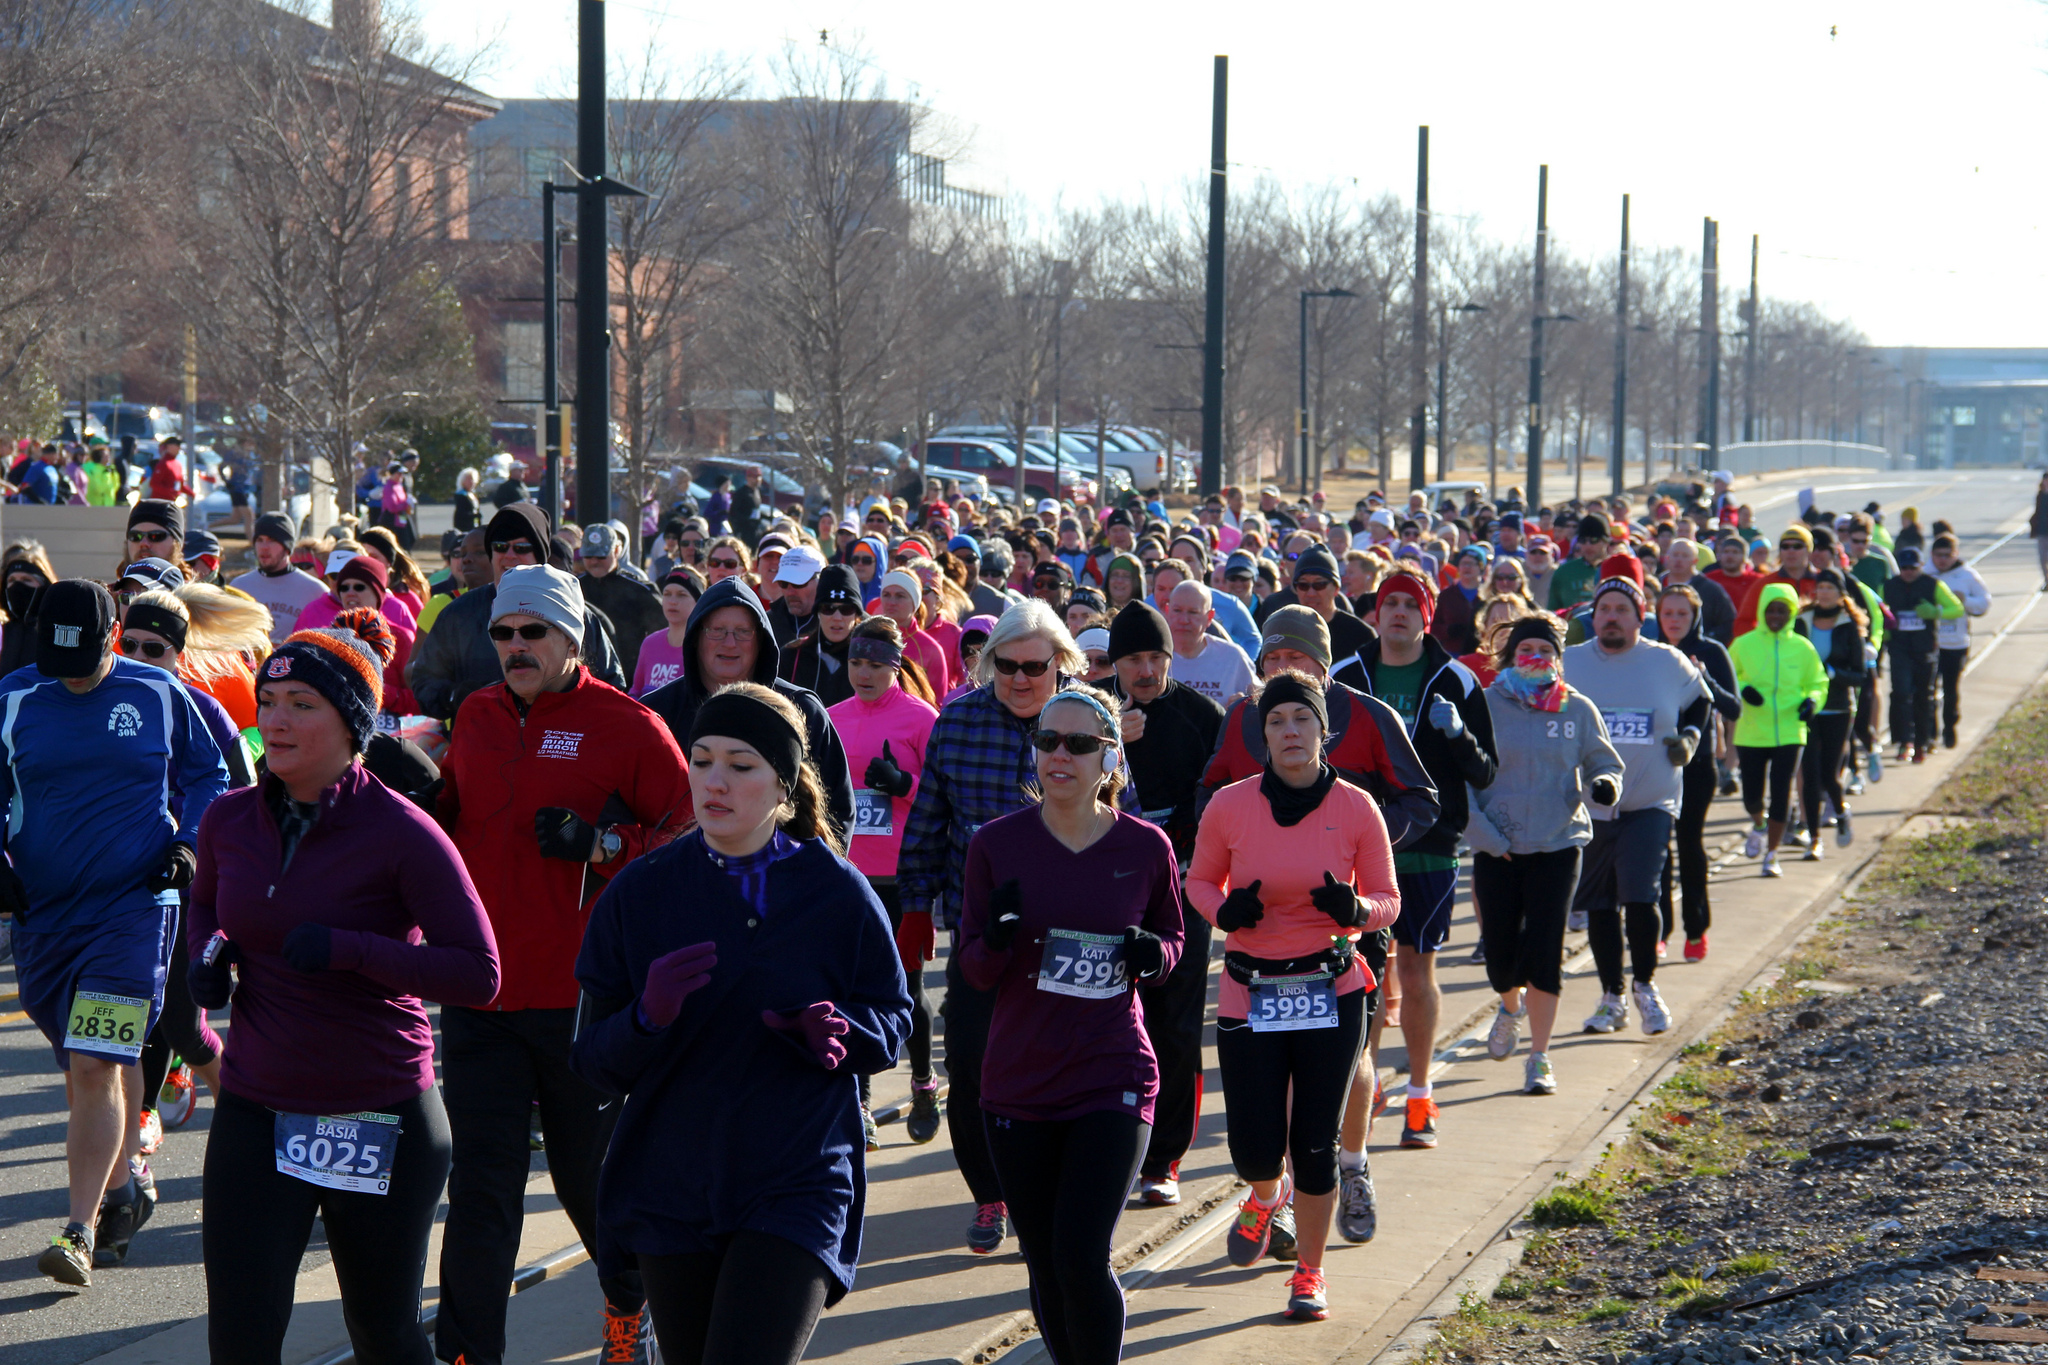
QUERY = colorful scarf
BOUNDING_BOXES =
[1495,661,1569,713]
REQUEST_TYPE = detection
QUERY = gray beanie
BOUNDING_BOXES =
[492,564,585,641]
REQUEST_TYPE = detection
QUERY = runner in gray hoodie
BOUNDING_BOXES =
[1463,615,1625,1096]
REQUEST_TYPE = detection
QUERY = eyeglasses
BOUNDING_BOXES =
[1294,577,1334,592]
[1031,729,1110,755]
[1778,542,1803,553]
[708,557,743,571]
[678,538,703,549]
[992,656,1052,677]
[491,540,538,557]
[702,626,757,644]
[818,601,860,616]
[488,623,552,642]
[127,530,170,545]
[1493,571,1521,582]
[117,636,171,659]
[848,555,875,567]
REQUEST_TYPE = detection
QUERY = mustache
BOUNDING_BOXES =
[505,653,538,670]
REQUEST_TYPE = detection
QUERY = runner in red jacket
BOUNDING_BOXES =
[433,565,689,1365]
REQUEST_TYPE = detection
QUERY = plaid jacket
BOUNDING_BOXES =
[899,680,1144,930]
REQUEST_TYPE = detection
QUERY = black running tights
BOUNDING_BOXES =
[640,1232,834,1365]
[141,902,220,1104]
[1738,743,1802,826]
[1214,986,1369,1198]
[1800,712,1852,840]
[985,1108,1149,1365]
[1588,903,1662,995]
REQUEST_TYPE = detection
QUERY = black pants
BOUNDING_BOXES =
[1939,646,1967,738]
[1214,987,1369,1197]
[940,940,1003,1205]
[1853,672,1879,753]
[1659,752,1716,943]
[1889,640,1937,749]
[1474,848,1579,998]
[437,1007,640,1365]
[1138,912,1211,1180]
[1739,743,1802,826]
[875,882,933,1082]
[140,900,220,1102]
[1800,712,1853,839]
[204,1087,450,1365]
[640,1232,834,1365]
[985,1108,1148,1365]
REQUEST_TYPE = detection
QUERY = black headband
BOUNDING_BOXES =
[124,602,188,651]
[1257,671,1328,733]
[689,689,807,792]
[847,635,903,667]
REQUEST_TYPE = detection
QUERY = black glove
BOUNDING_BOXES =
[282,922,333,974]
[1797,699,1817,722]
[0,862,28,922]
[148,842,197,893]
[1740,685,1765,707]
[1309,870,1366,928]
[535,807,599,862]
[1216,878,1265,933]
[1589,774,1621,807]
[1663,727,1700,768]
[187,936,239,1010]
[982,878,1023,952]
[1123,925,1166,981]
[863,740,913,799]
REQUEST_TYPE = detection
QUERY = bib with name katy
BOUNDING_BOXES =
[1035,928,1129,1000]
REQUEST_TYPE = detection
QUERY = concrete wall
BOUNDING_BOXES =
[0,506,134,580]
[1715,441,1900,476]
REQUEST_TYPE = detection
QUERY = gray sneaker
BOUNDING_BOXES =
[1835,807,1854,847]
[1487,1004,1525,1061]
[1583,992,1629,1034]
[1267,1197,1299,1261]
[1566,908,1588,933]
[1338,1165,1378,1243]
[1524,1052,1557,1095]
[1632,980,1672,1036]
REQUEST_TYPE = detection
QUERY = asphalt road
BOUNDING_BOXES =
[0,465,2038,1365]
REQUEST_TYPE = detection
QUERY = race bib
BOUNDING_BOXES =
[1896,613,1925,631]
[852,789,893,837]
[275,1111,400,1194]
[1036,928,1128,999]
[1936,618,1968,651]
[1602,708,1655,745]
[1248,971,1339,1032]
[64,990,149,1059]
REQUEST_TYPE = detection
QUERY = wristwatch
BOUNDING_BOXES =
[597,827,623,863]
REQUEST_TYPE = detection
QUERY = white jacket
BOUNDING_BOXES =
[1935,560,1992,650]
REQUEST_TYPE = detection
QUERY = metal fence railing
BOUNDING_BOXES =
[1712,440,1901,475]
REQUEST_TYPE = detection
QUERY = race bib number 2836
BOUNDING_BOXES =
[64,991,149,1060]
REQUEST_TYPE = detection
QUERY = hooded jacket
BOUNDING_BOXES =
[1794,602,1870,714]
[1934,557,1992,650]
[1333,634,1497,861]
[828,685,939,879]
[1645,611,1742,726]
[641,577,856,832]
[1463,681,1624,857]
[581,568,667,681]
[1730,582,1830,748]
[779,629,857,708]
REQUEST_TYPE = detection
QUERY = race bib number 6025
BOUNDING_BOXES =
[275,1112,401,1194]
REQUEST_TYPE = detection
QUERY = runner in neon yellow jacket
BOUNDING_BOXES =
[1731,582,1829,749]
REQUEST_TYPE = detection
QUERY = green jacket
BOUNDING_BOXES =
[1547,555,1599,612]
[1730,582,1829,748]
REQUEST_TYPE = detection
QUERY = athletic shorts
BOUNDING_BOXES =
[1571,809,1673,913]
[1392,866,1459,952]
[13,901,175,1069]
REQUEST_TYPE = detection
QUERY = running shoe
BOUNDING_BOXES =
[1371,1076,1392,1122]
[1524,1052,1556,1095]
[1684,936,1708,963]
[1225,1178,1291,1267]
[1338,1164,1378,1243]
[137,1107,163,1157]
[1943,724,1957,750]
[1836,808,1854,847]
[1761,851,1782,878]
[93,1177,150,1267]
[1583,992,1629,1034]
[133,1161,156,1212]
[1566,908,1588,933]
[1717,767,1738,797]
[966,1202,1008,1254]
[1400,1096,1440,1149]
[1868,749,1884,783]
[1285,1267,1330,1321]
[1896,741,1911,763]
[159,1062,196,1130]
[1467,939,1486,964]
[1487,1003,1524,1061]
[1139,1174,1181,1206]
[601,1303,657,1365]
[1788,825,1812,848]
[1846,771,1865,797]
[1803,840,1824,862]
[1911,746,1927,764]
[860,1103,879,1152]
[1267,1198,1299,1261]
[1632,981,1672,1036]
[38,1224,91,1288]
[1743,825,1766,859]
[905,1082,942,1145]
[1656,939,1668,960]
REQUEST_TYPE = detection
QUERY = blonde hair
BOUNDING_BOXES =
[174,582,275,684]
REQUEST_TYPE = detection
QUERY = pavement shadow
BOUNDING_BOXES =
[806,1282,1030,1355]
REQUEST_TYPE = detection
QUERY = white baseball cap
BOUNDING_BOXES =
[774,545,825,585]
[1035,497,1061,516]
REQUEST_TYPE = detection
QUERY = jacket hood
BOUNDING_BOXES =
[683,576,778,697]
[1753,581,1801,634]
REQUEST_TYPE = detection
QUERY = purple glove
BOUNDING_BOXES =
[761,1001,851,1070]
[638,941,717,1030]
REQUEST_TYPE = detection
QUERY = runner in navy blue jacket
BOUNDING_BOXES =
[572,682,911,1365]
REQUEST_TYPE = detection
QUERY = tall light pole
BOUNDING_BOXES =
[1437,301,1485,484]
[1526,165,1550,510]
[1051,258,1071,495]
[1200,57,1227,495]
[1610,193,1629,498]
[1409,125,1430,494]
[573,2,646,530]
[1298,288,1357,494]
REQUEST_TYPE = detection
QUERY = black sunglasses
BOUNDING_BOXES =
[708,557,743,571]
[1031,729,1109,755]
[848,555,876,567]
[127,529,170,544]
[992,657,1052,677]
[487,623,552,642]
[117,636,171,659]
[490,540,538,556]
[818,601,861,616]
[678,538,703,548]
[1294,577,1334,592]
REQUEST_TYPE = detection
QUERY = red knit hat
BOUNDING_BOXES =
[1376,569,1437,630]
[334,554,390,598]
[1597,553,1644,588]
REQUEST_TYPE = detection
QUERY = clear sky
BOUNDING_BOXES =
[418,0,2048,349]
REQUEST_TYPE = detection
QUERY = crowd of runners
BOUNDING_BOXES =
[1,465,2035,1361]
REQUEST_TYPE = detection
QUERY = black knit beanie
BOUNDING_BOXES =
[1106,601,1170,662]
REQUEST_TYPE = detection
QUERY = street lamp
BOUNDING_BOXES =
[1437,302,1486,484]
[1299,287,1358,493]
[1528,311,1577,503]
